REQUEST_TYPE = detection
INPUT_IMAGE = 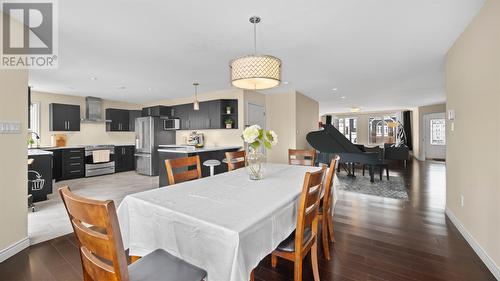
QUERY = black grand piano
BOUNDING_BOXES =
[307,124,382,182]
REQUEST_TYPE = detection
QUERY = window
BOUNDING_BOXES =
[335,117,357,143]
[430,119,445,145]
[369,115,398,144]
[29,101,41,138]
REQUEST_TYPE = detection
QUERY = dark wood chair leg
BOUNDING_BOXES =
[369,166,374,183]
[362,164,365,176]
[386,166,390,180]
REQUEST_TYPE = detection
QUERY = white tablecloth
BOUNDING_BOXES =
[117,163,324,281]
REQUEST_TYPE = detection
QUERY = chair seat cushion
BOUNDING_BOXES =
[276,228,312,252]
[129,249,207,281]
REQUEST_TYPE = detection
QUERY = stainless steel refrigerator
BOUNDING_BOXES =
[135,116,175,176]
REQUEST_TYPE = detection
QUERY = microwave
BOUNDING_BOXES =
[163,118,180,130]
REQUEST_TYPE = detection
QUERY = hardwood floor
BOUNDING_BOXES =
[0,159,495,281]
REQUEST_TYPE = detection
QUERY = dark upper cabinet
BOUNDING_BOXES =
[207,100,221,129]
[142,106,173,118]
[115,145,135,172]
[106,109,130,132]
[171,99,238,130]
[49,103,81,131]
[128,110,141,132]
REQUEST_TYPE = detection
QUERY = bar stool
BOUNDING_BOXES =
[203,159,221,177]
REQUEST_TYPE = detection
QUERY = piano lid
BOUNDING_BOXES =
[306,124,362,154]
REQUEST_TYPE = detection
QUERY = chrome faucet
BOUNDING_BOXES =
[29,131,41,149]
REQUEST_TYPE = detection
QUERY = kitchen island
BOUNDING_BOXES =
[28,149,54,202]
[158,145,241,187]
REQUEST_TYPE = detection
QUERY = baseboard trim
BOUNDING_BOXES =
[445,208,500,280]
[0,237,29,263]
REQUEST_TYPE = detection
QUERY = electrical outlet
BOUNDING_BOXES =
[460,195,464,207]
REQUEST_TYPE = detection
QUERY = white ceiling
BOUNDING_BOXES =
[29,0,485,114]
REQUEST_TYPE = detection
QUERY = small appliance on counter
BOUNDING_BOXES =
[187,131,205,148]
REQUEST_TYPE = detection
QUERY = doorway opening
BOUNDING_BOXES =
[422,112,446,161]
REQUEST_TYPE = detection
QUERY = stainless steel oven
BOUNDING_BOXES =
[84,145,115,177]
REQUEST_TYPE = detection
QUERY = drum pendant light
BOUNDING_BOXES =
[230,16,281,90]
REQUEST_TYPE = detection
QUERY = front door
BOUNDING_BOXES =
[424,112,446,160]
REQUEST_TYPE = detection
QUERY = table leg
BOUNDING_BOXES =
[379,166,383,181]
[386,166,390,180]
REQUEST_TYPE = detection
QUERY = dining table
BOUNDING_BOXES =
[117,163,336,281]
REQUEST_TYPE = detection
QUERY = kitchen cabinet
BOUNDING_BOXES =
[49,103,81,131]
[115,145,135,172]
[106,108,130,132]
[171,99,238,130]
[61,148,85,180]
[28,153,53,202]
[141,106,173,118]
[128,110,141,131]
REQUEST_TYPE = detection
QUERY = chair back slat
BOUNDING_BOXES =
[288,149,316,166]
[322,156,340,216]
[59,186,129,281]
[165,155,202,185]
[81,248,119,281]
[295,167,325,252]
[225,150,246,171]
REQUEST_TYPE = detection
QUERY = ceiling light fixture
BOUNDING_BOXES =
[91,77,97,81]
[193,82,200,111]
[350,107,361,112]
[340,96,346,99]
[230,16,281,90]
[332,88,338,91]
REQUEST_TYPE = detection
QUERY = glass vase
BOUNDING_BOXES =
[246,151,265,180]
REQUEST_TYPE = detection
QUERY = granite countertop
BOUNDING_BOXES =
[158,145,242,153]
[28,149,54,156]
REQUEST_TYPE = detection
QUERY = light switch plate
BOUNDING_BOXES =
[0,121,22,134]
[447,109,455,120]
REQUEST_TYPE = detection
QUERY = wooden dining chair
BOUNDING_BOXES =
[225,150,246,171]
[271,167,326,281]
[165,155,202,185]
[288,149,316,166]
[59,186,206,281]
[318,155,340,260]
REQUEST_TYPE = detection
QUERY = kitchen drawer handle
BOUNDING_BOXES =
[70,163,80,166]
[70,156,81,159]
[69,150,81,153]
[70,170,81,173]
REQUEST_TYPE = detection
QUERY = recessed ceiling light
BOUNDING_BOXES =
[340,96,346,99]
[283,81,289,85]
[90,77,97,81]
[350,107,361,112]
[116,86,126,90]
[147,87,152,91]
[332,88,338,91]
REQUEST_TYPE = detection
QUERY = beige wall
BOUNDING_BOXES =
[266,91,296,164]
[411,103,446,160]
[144,89,247,146]
[446,0,500,275]
[295,92,320,150]
[266,91,320,163]
[0,69,28,253]
[31,91,142,147]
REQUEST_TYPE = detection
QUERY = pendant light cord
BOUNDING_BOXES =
[253,20,257,55]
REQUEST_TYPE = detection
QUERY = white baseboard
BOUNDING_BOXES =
[445,208,500,280]
[0,237,29,263]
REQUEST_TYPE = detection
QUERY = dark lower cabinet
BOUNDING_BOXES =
[115,145,135,172]
[158,148,239,187]
[52,148,85,181]
[28,154,53,202]
[61,148,85,179]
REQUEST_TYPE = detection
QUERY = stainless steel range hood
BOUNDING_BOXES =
[81,96,108,123]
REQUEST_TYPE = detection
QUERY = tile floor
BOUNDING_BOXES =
[28,171,158,245]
